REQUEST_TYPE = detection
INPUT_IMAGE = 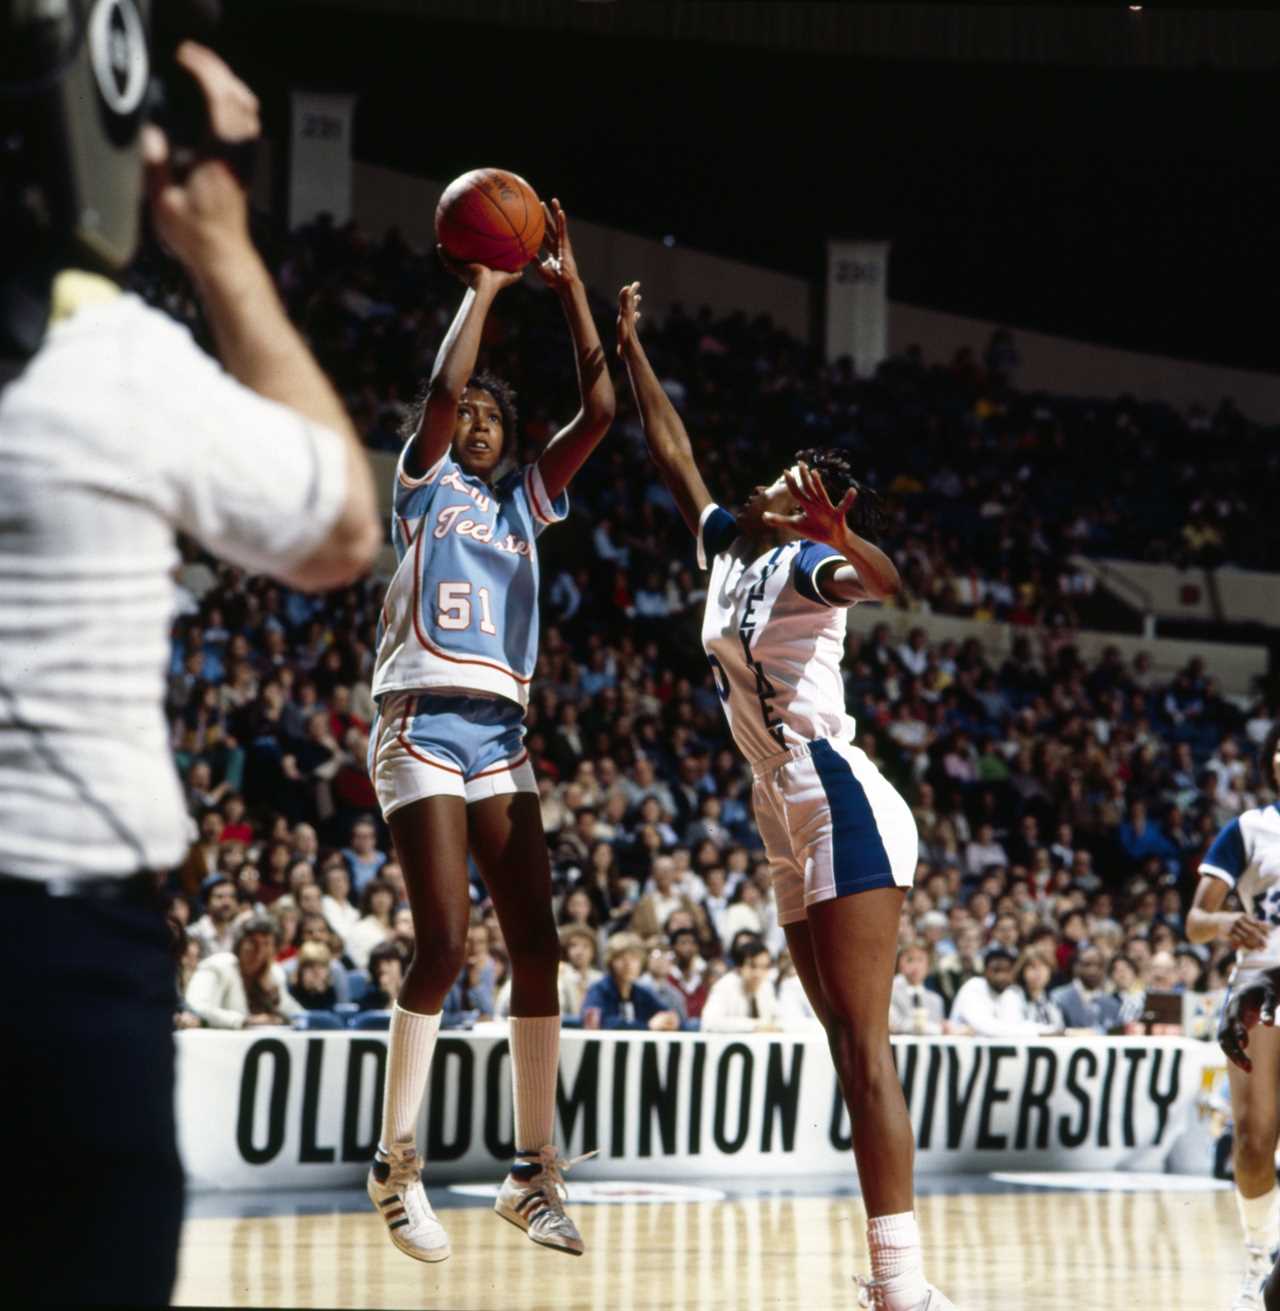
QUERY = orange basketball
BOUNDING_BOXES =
[434,168,545,273]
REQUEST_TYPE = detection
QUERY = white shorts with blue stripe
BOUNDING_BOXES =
[369,691,537,817]
[751,737,918,926]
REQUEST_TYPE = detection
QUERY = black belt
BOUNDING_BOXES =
[0,871,161,901]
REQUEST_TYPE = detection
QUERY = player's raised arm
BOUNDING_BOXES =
[616,281,714,537]
[407,257,522,478]
[532,201,616,500]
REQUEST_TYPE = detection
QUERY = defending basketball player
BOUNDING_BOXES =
[1192,725,1280,1311]
[616,283,954,1311]
[365,201,614,1262]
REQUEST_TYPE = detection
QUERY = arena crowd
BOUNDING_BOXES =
[147,214,1277,1039]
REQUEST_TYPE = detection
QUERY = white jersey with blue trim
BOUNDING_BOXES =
[1199,803,1280,970]
[371,442,567,708]
[697,502,857,766]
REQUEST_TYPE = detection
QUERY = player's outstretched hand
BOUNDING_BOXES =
[1218,970,1280,1072]
[534,199,580,293]
[763,460,856,546]
[436,245,523,293]
[617,281,642,357]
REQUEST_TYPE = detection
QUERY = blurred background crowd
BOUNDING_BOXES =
[147,216,1277,1041]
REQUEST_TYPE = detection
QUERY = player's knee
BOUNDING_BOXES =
[407,926,469,993]
[824,1013,892,1090]
[1235,1118,1277,1172]
[504,925,560,978]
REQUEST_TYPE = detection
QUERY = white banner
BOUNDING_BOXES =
[177,1027,1222,1195]
[288,90,357,228]
[826,240,890,374]
[176,1029,1221,1191]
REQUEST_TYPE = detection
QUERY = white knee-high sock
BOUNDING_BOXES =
[510,1015,560,1154]
[376,1003,441,1157]
[1238,1183,1280,1250]
[868,1211,928,1311]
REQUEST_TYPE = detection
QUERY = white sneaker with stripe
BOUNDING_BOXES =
[367,1145,450,1263]
[493,1146,596,1255]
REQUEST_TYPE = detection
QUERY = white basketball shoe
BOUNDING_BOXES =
[856,1277,958,1310]
[493,1145,596,1255]
[367,1144,450,1263]
[1230,1243,1273,1311]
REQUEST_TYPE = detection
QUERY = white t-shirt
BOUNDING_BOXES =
[0,292,348,881]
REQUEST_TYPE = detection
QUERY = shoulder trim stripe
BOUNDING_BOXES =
[525,465,554,525]
[398,446,447,489]
[1197,862,1237,888]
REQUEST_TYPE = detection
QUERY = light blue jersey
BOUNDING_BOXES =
[371,442,568,708]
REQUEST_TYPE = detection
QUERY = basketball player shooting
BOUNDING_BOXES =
[616,281,955,1311]
[364,197,614,1263]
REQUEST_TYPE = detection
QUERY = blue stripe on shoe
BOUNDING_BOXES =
[809,739,896,897]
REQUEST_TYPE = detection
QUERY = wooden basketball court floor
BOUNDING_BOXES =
[174,1175,1242,1310]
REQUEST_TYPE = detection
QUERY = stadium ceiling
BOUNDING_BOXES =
[275,2,1280,71]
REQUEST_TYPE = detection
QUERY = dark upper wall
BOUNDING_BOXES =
[213,3,1280,373]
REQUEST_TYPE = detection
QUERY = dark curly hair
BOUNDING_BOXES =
[794,446,887,541]
[401,369,519,459]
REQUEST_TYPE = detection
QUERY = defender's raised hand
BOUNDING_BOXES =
[534,199,581,293]
[617,281,642,357]
[763,460,856,546]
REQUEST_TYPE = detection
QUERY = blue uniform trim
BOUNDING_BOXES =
[792,541,844,606]
[1202,817,1247,884]
[810,739,896,897]
[702,506,739,560]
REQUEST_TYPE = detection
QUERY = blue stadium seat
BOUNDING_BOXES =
[293,1010,344,1030]
[348,1009,392,1031]
[346,969,370,1004]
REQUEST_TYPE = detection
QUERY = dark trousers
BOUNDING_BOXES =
[0,885,185,1305]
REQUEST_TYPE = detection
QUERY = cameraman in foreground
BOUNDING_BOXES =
[0,8,379,1304]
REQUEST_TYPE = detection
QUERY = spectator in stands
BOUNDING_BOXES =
[289,942,340,1011]
[701,937,781,1032]
[965,822,1009,881]
[888,943,946,1035]
[1109,954,1147,1026]
[340,812,385,896]
[444,923,498,1022]
[1013,949,1065,1031]
[630,854,707,941]
[930,922,983,1013]
[185,916,302,1029]
[284,914,352,1001]
[188,877,243,959]
[346,877,396,970]
[1049,945,1121,1033]
[270,900,302,962]
[667,926,711,1019]
[321,861,361,945]
[556,926,603,1019]
[361,942,405,1012]
[639,940,689,1023]
[950,946,1060,1037]
[581,933,680,1031]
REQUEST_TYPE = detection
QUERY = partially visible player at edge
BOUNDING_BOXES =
[365,201,614,1262]
[1190,725,1280,1311]
[616,282,956,1311]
